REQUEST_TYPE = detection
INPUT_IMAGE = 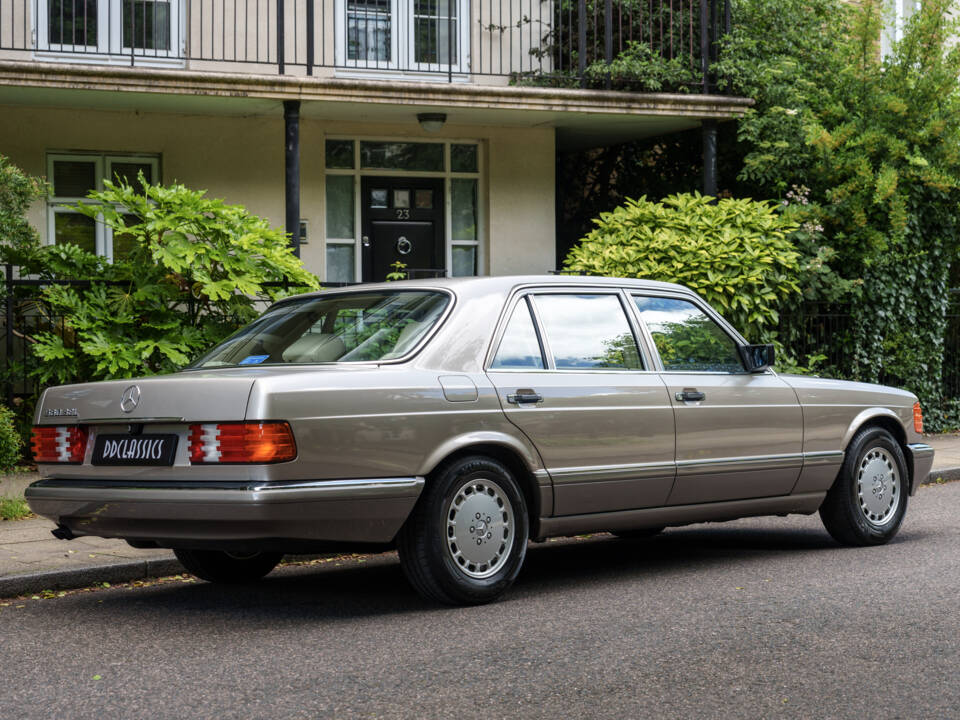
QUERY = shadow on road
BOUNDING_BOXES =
[67,523,875,621]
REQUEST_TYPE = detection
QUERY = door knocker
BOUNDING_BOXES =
[396,236,412,255]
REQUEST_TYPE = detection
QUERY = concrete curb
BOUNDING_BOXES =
[2,467,958,599]
[924,467,960,484]
[0,557,183,598]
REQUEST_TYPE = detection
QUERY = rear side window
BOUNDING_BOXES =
[491,299,545,370]
[534,294,644,370]
[632,295,743,372]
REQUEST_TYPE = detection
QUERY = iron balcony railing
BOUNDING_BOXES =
[0,0,729,89]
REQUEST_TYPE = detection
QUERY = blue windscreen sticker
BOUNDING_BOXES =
[239,355,270,365]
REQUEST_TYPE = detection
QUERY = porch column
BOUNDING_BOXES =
[702,119,718,198]
[283,100,301,258]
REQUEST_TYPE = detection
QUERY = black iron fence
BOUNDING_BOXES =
[0,0,728,88]
[780,292,960,400]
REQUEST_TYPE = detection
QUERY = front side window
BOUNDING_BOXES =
[191,291,450,367]
[491,299,544,370]
[533,294,643,370]
[633,296,743,373]
[47,153,159,261]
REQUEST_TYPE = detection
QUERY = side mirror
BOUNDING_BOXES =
[738,343,775,373]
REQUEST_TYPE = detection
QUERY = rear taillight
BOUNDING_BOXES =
[189,422,297,464]
[30,425,88,464]
[913,402,924,434]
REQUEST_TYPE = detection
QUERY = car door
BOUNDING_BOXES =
[485,290,676,516]
[629,293,803,505]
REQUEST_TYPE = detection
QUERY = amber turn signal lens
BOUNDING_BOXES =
[913,402,924,434]
[188,422,297,464]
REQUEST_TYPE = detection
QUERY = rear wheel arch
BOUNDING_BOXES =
[423,443,543,536]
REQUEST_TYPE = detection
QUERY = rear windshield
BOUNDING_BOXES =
[190,290,450,367]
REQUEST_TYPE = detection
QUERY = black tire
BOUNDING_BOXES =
[819,426,909,546]
[173,548,283,584]
[610,527,665,539]
[397,456,529,605]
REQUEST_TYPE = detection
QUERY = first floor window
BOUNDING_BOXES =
[39,0,180,57]
[47,153,160,262]
[336,0,468,71]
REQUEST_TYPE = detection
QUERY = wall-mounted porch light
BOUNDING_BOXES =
[417,113,447,133]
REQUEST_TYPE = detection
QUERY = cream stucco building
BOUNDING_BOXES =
[0,0,748,282]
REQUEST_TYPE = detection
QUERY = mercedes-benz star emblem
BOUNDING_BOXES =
[120,385,141,413]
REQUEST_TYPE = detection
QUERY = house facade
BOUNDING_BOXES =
[0,0,749,282]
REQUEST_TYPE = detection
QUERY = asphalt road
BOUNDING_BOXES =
[2,482,959,720]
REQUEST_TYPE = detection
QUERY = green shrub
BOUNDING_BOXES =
[562,192,801,342]
[0,154,49,255]
[9,174,320,387]
[0,495,32,521]
[0,405,23,472]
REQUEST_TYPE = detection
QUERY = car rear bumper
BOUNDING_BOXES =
[25,477,425,545]
[906,443,935,494]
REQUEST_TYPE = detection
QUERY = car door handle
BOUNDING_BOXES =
[507,389,543,405]
[676,389,706,402]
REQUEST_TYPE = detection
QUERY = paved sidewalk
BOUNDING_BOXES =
[2,432,959,597]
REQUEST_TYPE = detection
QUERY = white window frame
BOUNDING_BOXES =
[881,0,920,58]
[35,0,184,66]
[321,137,484,283]
[334,0,470,75]
[46,152,161,262]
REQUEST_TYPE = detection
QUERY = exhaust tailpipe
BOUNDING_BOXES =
[51,525,76,540]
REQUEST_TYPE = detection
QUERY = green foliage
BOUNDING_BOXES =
[0,155,49,259]
[713,0,848,194]
[0,405,24,472]
[563,193,801,341]
[0,495,32,521]
[582,42,697,92]
[386,261,409,282]
[10,175,319,387]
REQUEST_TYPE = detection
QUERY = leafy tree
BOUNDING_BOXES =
[11,174,319,386]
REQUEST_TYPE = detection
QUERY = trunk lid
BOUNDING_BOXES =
[35,370,261,424]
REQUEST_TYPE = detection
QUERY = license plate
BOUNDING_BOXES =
[92,434,178,466]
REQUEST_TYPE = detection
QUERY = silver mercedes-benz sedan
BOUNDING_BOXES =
[26,276,934,604]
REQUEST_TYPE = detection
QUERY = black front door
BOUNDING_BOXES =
[361,177,445,282]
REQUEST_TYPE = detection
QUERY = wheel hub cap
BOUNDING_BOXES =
[445,478,514,579]
[857,447,899,526]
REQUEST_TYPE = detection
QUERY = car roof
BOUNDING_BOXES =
[285,275,696,302]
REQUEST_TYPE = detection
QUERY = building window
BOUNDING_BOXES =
[38,0,181,59]
[881,0,920,58]
[47,153,160,261]
[323,138,482,282]
[335,0,469,72]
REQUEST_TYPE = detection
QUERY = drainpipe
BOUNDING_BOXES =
[701,0,718,198]
[284,100,301,258]
[702,119,718,198]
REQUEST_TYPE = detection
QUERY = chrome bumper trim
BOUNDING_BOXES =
[906,443,935,493]
[25,477,425,544]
